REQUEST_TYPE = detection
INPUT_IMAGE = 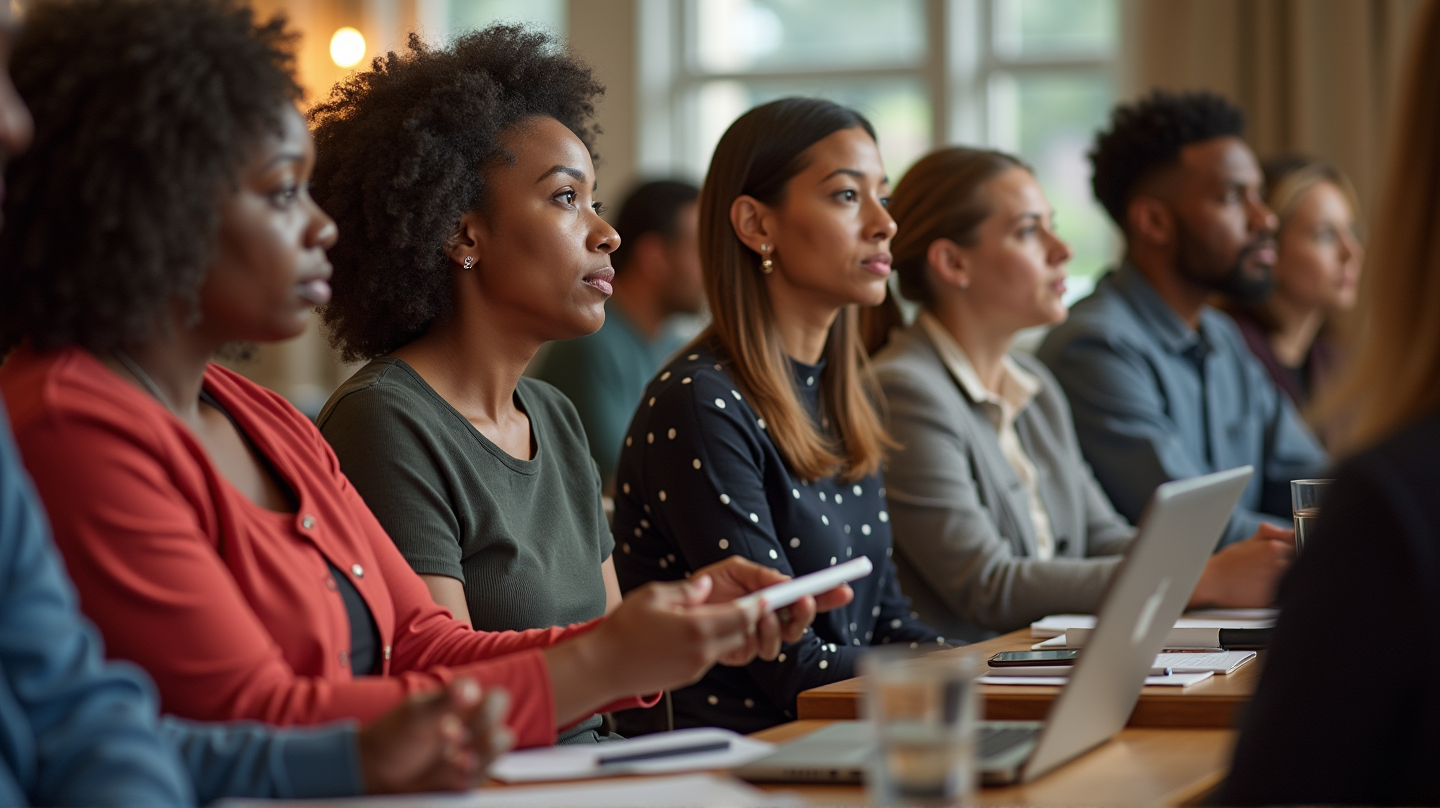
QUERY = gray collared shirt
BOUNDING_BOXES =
[1037,262,1329,546]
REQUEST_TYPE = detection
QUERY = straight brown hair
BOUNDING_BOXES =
[1321,2,1440,454]
[695,97,892,483]
[862,147,1028,353]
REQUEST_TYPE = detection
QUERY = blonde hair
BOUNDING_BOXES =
[1266,159,1360,228]
[1322,3,1440,454]
[1224,156,1361,335]
[695,97,893,482]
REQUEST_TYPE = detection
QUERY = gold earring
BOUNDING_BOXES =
[760,244,774,274]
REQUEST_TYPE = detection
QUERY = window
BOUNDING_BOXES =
[647,0,1120,287]
[416,0,567,42]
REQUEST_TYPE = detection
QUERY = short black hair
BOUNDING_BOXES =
[311,26,604,363]
[612,179,700,274]
[0,0,300,354]
[1089,89,1246,227]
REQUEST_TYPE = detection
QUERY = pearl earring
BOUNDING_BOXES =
[760,244,774,274]
[463,256,475,269]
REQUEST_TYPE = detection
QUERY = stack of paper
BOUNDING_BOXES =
[978,671,1215,687]
[490,728,775,783]
[220,773,801,808]
[1030,610,1276,650]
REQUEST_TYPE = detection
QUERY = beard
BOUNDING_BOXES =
[1175,223,1276,305]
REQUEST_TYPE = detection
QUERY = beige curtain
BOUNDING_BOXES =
[1120,0,1430,213]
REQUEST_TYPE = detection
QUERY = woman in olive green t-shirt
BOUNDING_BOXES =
[310,28,625,741]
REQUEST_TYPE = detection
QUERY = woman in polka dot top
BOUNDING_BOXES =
[612,98,945,735]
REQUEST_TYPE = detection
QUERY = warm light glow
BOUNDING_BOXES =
[329,27,366,68]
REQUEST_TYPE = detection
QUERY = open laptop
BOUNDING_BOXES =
[735,465,1254,786]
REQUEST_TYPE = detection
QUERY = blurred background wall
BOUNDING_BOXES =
[233,0,1426,414]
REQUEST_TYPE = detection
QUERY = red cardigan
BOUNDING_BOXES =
[0,346,652,748]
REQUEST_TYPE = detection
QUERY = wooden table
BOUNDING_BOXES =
[797,629,1263,728]
[483,720,1235,806]
[745,720,1235,806]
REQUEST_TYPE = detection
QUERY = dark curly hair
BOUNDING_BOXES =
[310,26,604,362]
[0,0,301,353]
[1089,89,1246,228]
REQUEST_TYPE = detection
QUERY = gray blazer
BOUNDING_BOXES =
[873,323,1135,641]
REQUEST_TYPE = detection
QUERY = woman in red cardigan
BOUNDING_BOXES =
[0,0,845,749]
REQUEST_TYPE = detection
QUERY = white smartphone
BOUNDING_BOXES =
[734,556,873,611]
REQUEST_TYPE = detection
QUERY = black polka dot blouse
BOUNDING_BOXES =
[612,338,943,734]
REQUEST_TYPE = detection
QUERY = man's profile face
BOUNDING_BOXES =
[1167,136,1278,302]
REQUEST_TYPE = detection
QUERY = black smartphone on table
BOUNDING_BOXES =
[987,649,1080,667]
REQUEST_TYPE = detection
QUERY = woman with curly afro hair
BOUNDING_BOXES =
[307,25,819,740]
[0,0,840,750]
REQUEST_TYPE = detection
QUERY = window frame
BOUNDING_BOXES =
[642,0,1117,178]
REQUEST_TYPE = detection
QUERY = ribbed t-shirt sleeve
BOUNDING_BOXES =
[319,379,465,582]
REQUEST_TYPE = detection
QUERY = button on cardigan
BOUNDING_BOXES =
[0,346,654,748]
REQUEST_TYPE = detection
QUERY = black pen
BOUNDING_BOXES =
[596,740,731,767]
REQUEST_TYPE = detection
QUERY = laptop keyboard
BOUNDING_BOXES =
[980,726,1040,759]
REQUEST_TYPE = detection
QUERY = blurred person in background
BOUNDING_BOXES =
[1220,5,1440,803]
[535,179,705,490]
[1220,156,1364,446]
[1038,90,1327,548]
[872,147,1292,642]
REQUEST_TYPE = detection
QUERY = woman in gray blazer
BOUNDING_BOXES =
[872,147,1295,641]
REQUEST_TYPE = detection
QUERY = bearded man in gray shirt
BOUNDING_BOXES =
[1038,90,1328,547]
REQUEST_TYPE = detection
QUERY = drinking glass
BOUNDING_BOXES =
[861,646,980,805]
[1290,478,1334,554]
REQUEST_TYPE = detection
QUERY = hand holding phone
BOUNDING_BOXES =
[734,556,873,612]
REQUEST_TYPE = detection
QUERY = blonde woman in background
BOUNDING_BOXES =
[1222,156,1364,443]
[1220,4,1440,803]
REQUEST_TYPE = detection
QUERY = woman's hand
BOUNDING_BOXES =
[543,559,856,727]
[1189,522,1294,608]
[544,575,764,724]
[358,677,512,794]
[692,555,854,662]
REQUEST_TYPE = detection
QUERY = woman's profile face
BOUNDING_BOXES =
[1273,181,1363,314]
[198,103,338,344]
[954,167,1071,332]
[467,115,619,341]
[762,126,896,309]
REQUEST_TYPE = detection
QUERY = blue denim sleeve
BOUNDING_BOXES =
[159,717,363,803]
[1039,328,1282,547]
[0,405,194,807]
[1251,356,1332,515]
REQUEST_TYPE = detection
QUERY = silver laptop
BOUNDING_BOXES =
[735,465,1253,786]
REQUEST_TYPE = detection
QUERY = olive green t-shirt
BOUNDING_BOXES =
[316,357,614,633]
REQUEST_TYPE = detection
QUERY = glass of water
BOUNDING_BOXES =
[1290,478,1335,554]
[861,646,980,805]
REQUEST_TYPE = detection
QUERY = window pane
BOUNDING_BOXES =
[690,79,931,186]
[988,70,1117,284]
[993,0,1117,59]
[692,0,926,73]
[449,0,566,37]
